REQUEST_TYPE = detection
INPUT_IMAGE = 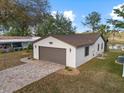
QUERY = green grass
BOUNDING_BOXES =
[0,50,31,71]
[14,51,124,93]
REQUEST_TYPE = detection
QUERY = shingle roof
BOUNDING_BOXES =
[34,33,103,47]
[0,36,40,43]
[52,33,101,47]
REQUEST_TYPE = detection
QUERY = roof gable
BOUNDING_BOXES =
[52,33,102,47]
[34,33,104,47]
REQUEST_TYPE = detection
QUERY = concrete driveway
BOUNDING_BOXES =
[0,60,64,93]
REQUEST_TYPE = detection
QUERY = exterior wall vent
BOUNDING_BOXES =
[49,42,53,44]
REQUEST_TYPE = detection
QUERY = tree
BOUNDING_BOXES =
[82,11,101,32]
[107,19,118,40]
[36,13,76,37]
[107,4,124,40]
[4,27,32,36]
[113,5,124,28]
[97,24,110,51]
[107,18,122,40]
[97,24,110,41]
[0,0,50,36]
[17,0,50,25]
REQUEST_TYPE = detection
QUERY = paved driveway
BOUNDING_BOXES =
[0,60,64,93]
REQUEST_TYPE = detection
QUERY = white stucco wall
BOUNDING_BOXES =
[76,36,105,67]
[33,36,76,68]
[33,36,105,68]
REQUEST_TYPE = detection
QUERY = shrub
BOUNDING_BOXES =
[28,44,33,50]
[26,44,33,53]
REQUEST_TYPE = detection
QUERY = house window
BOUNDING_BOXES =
[85,46,89,56]
[13,42,22,48]
[97,44,99,51]
[101,43,103,49]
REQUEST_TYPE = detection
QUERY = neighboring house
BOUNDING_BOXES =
[33,33,105,68]
[0,36,40,52]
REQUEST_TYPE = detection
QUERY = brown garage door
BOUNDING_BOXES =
[39,46,66,65]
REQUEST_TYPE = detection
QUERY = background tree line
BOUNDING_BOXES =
[0,0,124,39]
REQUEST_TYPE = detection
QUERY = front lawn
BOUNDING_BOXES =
[15,51,124,93]
[0,50,31,71]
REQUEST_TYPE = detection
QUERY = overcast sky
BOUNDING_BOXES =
[49,0,124,32]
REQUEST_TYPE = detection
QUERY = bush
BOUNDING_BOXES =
[28,44,33,50]
[26,44,33,53]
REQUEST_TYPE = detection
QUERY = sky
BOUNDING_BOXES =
[49,0,124,32]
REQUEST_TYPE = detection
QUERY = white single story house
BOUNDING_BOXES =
[33,33,105,68]
[0,36,40,52]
